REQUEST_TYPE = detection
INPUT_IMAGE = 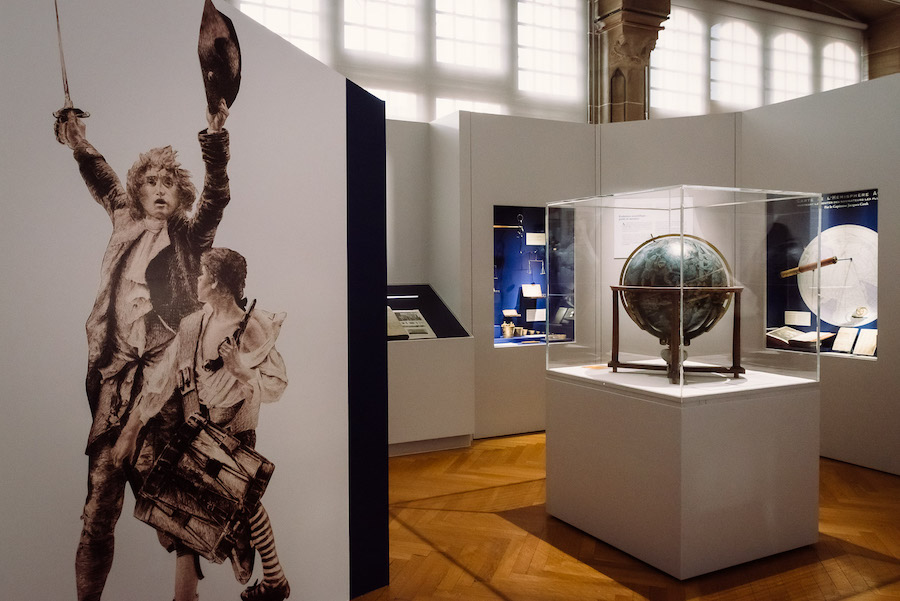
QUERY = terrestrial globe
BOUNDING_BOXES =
[619,234,733,346]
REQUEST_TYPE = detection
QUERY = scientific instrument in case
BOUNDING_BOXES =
[610,234,744,383]
[547,186,826,390]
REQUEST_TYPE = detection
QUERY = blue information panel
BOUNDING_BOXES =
[766,189,878,355]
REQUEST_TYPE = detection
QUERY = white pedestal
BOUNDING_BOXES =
[546,369,820,580]
[388,337,475,449]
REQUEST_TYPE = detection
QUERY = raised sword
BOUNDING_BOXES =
[52,0,89,121]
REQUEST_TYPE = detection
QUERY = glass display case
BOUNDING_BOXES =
[546,185,825,397]
[493,205,574,347]
[766,188,878,357]
[388,284,469,341]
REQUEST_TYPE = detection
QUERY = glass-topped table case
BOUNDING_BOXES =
[546,185,825,399]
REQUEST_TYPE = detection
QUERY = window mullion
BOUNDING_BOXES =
[507,0,519,114]
[811,38,823,95]
[703,12,711,114]
[762,28,771,105]
[326,0,340,69]
[422,0,435,122]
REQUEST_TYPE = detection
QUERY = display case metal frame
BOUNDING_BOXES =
[610,285,745,383]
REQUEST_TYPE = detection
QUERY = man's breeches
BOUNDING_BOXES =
[75,430,156,601]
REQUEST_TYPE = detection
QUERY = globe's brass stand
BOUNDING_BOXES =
[610,286,745,384]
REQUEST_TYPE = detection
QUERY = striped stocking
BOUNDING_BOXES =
[249,505,287,588]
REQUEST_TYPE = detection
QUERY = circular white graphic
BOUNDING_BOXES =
[797,224,878,327]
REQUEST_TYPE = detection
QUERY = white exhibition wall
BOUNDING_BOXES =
[1,0,352,598]
[386,120,431,287]
[738,75,900,475]
[384,75,899,473]
[430,112,473,330]
[385,117,477,451]
[385,112,598,441]
[597,112,738,193]
[467,113,596,438]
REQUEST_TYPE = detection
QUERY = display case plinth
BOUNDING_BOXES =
[389,337,475,446]
[546,372,819,580]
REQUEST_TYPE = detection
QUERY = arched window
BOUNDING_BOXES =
[649,8,706,116]
[710,21,761,109]
[236,0,585,122]
[822,41,859,91]
[769,32,811,103]
[235,0,861,122]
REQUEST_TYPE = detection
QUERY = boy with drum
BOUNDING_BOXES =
[55,99,232,601]
[113,248,291,601]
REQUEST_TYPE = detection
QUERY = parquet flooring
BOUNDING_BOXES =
[354,433,900,601]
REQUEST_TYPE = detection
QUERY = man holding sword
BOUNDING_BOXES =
[52,1,241,597]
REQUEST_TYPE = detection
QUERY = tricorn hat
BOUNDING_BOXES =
[199,0,241,114]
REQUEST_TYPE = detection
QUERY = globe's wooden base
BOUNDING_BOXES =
[610,285,745,383]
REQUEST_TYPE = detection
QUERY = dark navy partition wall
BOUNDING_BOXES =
[346,80,389,598]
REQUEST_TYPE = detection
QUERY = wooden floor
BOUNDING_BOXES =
[355,433,900,601]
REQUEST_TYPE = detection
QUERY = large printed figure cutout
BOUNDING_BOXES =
[53,2,291,600]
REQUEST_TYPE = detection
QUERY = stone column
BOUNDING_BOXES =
[589,0,670,123]
[867,8,900,79]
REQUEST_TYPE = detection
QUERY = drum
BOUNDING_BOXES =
[134,414,274,563]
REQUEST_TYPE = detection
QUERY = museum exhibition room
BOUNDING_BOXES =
[1,0,899,600]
